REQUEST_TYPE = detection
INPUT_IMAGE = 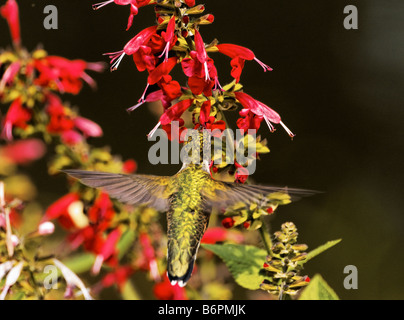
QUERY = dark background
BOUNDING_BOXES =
[1,0,404,300]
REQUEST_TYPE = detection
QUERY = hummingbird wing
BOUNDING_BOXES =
[202,180,317,210]
[63,170,171,211]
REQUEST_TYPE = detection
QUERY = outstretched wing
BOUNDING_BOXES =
[203,179,318,210]
[63,170,171,211]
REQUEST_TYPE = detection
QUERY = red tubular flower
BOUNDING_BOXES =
[0,0,20,47]
[136,56,177,103]
[74,116,103,138]
[43,192,80,221]
[34,56,104,94]
[1,97,32,141]
[159,15,177,62]
[105,25,158,71]
[139,232,160,281]
[194,30,210,81]
[0,139,46,164]
[216,43,273,77]
[93,0,153,30]
[92,229,121,275]
[234,91,295,137]
[0,61,21,92]
[148,99,193,138]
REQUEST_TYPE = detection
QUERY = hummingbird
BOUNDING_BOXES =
[63,130,313,287]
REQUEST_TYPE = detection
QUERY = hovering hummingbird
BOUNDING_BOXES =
[63,131,313,287]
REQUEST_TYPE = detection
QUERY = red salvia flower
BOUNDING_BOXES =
[159,15,177,62]
[0,139,46,164]
[234,91,294,137]
[216,43,273,75]
[1,97,32,140]
[35,56,104,94]
[43,192,80,221]
[92,228,121,275]
[105,25,158,71]
[0,61,21,93]
[148,98,193,138]
[139,232,160,281]
[93,0,153,30]
[194,30,210,81]
[0,0,20,47]
[74,116,103,138]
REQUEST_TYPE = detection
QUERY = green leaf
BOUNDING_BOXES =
[305,239,342,263]
[299,274,339,300]
[63,253,96,274]
[201,243,267,290]
[117,229,136,260]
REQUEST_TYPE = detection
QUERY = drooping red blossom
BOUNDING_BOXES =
[148,99,193,138]
[101,265,134,292]
[127,89,164,112]
[1,97,32,140]
[159,15,177,61]
[153,274,188,300]
[194,30,210,81]
[0,0,20,47]
[93,0,153,30]
[34,57,104,94]
[74,116,103,138]
[234,92,294,137]
[105,25,158,71]
[0,139,46,164]
[138,232,160,281]
[92,228,121,275]
[0,61,21,92]
[61,130,84,146]
[147,56,178,86]
[43,192,80,221]
[216,43,273,77]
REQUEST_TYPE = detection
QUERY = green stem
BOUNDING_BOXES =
[258,219,273,255]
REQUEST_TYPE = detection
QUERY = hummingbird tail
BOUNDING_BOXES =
[166,210,210,287]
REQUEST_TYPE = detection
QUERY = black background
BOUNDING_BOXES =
[1,0,404,300]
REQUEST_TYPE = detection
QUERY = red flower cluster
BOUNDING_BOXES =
[45,94,103,145]
[43,192,121,274]
[100,0,293,151]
